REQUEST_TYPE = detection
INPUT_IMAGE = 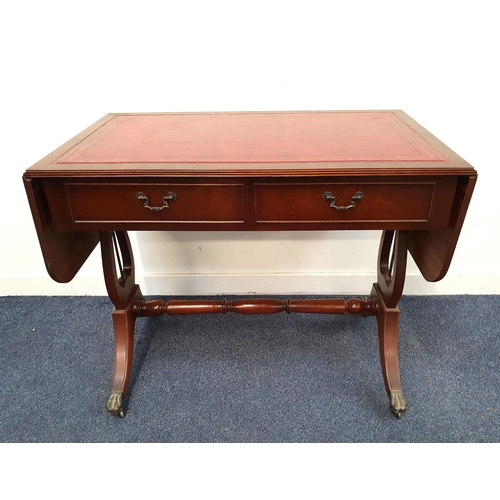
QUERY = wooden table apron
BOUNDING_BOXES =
[23,111,477,419]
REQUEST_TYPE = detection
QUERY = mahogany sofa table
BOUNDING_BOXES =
[23,111,477,418]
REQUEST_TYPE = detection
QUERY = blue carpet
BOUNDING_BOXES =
[0,295,498,442]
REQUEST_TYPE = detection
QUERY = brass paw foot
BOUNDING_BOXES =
[389,390,406,419]
[107,392,126,418]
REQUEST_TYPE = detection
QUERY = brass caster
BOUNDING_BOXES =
[107,392,126,418]
[389,390,406,419]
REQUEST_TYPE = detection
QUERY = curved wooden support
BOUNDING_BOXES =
[371,230,409,418]
[106,288,142,417]
[100,231,143,417]
[133,297,379,317]
[100,231,137,309]
[377,230,408,308]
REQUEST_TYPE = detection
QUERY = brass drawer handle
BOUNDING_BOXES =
[136,191,177,211]
[322,191,364,211]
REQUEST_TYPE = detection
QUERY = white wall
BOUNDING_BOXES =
[1,0,499,296]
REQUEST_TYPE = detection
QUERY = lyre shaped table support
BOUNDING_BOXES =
[370,230,409,418]
[100,230,408,419]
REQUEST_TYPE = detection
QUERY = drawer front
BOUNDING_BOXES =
[61,182,245,224]
[43,177,457,231]
[254,181,453,226]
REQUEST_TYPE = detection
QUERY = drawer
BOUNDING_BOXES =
[254,179,457,228]
[46,181,245,227]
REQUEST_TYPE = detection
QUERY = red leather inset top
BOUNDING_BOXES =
[54,112,446,164]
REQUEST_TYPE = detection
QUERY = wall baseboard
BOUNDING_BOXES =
[1,273,498,296]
